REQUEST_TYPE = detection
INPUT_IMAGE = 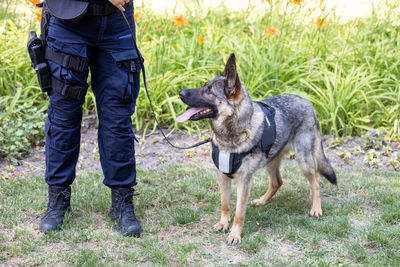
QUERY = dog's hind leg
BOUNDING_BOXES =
[213,172,232,233]
[294,132,322,217]
[304,171,322,217]
[251,155,284,206]
[226,175,252,246]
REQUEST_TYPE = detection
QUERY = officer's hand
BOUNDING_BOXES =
[109,0,130,12]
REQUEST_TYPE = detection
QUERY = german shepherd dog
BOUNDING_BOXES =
[177,53,336,246]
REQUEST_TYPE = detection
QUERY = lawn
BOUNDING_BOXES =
[1,162,399,266]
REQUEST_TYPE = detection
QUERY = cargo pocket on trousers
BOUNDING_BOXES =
[104,132,135,161]
[45,120,79,150]
[121,60,140,104]
[110,51,140,105]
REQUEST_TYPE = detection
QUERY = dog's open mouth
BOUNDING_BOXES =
[177,107,214,123]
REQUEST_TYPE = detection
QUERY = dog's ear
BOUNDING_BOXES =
[222,53,241,98]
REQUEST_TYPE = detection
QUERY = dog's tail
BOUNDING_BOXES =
[314,126,337,185]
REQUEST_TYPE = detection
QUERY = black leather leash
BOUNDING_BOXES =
[120,11,211,150]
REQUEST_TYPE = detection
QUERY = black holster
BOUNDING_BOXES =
[27,31,51,92]
[27,1,52,93]
[26,2,88,99]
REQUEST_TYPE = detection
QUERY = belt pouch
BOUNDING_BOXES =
[45,0,89,21]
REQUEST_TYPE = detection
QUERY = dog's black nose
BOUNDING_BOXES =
[179,89,191,99]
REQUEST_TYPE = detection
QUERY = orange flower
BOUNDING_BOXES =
[290,0,304,6]
[197,36,205,45]
[34,9,42,22]
[352,16,361,26]
[27,0,41,5]
[314,17,327,30]
[174,15,189,28]
[134,11,143,22]
[262,0,272,3]
[26,0,42,22]
[266,27,280,37]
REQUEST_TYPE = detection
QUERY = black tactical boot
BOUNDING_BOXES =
[39,185,71,232]
[108,187,141,237]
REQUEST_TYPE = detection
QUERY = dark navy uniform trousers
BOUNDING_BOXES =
[45,5,140,188]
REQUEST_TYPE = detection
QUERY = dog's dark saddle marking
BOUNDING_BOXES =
[211,102,276,178]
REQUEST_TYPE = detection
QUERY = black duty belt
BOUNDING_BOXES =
[45,0,131,21]
[87,2,119,16]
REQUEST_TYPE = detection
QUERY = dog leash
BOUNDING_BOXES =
[120,11,211,150]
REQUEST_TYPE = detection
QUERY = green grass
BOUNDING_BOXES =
[0,162,399,265]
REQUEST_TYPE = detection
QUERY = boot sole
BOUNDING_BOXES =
[39,209,71,232]
[117,225,141,237]
[122,231,141,237]
[39,225,61,233]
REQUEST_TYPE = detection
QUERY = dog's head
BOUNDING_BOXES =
[177,53,249,124]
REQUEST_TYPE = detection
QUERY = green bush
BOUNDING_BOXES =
[1,0,400,151]
[0,104,46,162]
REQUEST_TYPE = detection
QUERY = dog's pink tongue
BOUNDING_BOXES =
[177,107,205,123]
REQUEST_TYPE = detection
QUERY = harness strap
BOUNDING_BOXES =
[45,47,90,72]
[256,102,276,155]
[51,78,87,100]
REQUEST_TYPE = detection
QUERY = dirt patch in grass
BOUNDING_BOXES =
[1,117,399,180]
[0,117,212,180]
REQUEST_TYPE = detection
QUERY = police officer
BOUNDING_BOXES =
[38,0,142,236]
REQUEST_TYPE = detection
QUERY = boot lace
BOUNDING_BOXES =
[44,190,71,218]
[120,192,139,221]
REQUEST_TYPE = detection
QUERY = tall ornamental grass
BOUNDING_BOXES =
[1,0,399,144]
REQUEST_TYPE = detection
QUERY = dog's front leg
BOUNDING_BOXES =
[213,172,232,233]
[226,176,251,246]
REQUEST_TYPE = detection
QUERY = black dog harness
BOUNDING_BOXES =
[211,102,276,178]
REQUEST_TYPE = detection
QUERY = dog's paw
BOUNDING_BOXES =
[225,233,241,246]
[309,207,322,217]
[251,198,266,206]
[213,222,229,233]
